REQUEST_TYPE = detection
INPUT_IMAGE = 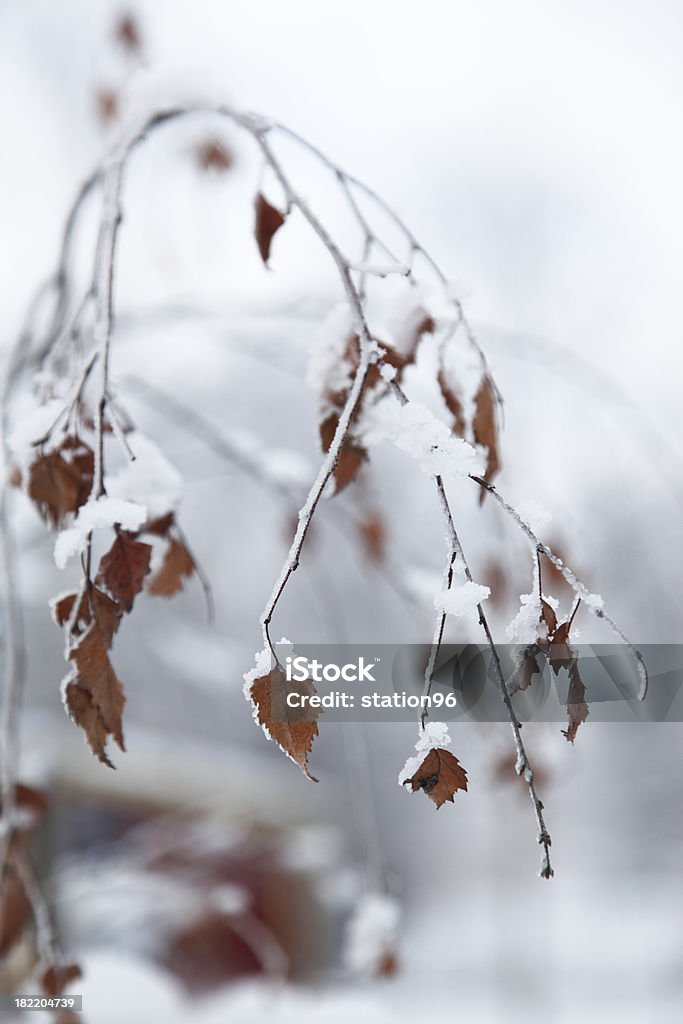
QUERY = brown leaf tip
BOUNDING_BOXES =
[254,192,286,265]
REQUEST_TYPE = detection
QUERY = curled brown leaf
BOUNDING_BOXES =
[249,665,319,780]
[403,748,468,809]
[147,537,195,597]
[95,532,152,613]
[64,626,126,766]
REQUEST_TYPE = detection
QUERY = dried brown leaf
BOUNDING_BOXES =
[384,306,435,375]
[473,376,501,500]
[512,644,546,693]
[254,193,286,265]
[359,514,385,564]
[541,599,558,636]
[65,626,126,766]
[479,560,509,609]
[53,587,122,650]
[319,412,367,493]
[142,512,175,537]
[96,89,119,125]
[196,138,234,173]
[95,532,152,613]
[404,747,468,808]
[115,13,142,54]
[562,660,589,743]
[250,666,319,779]
[494,751,549,789]
[376,948,400,977]
[41,963,82,997]
[147,537,195,597]
[437,369,466,437]
[0,855,30,956]
[548,620,575,674]
[27,437,94,528]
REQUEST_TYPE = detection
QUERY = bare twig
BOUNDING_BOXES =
[436,477,553,878]
[11,849,62,975]
[470,475,648,699]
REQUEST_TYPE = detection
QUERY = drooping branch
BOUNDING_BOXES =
[387,378,553,877]
[470,475,648,699]
[0,95,648,886]
[432,476,554,878]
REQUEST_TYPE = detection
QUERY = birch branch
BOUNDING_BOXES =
[470,475,648,699]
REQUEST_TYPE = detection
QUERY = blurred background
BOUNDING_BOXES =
[1,1,682,1021]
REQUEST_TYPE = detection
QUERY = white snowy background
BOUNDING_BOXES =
[1,1,683,1021]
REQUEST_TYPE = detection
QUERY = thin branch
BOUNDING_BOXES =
[272,121,500,397]
[387,378,552,876]
[435,477,554,879]
[122,374,425,616]
[11,849,62,973]
[470,475,648,699]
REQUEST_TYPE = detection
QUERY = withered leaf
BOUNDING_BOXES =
[115,13,142,54]
[479,560,509,609]
[147,537,195,597]
[511,643,546,694]
[142,512,175,537]
[548,620,574,674]
[0,855,30,956]
[96,88,119,125]
[359,514,385,564]
[319,412,367,494]
[383,306,435,375]
[196,138,233,173]
[250,665,319,780]
[95,532,152,613]
[437,369,466,437]
[1,783,48,831]
[493,751,550,789]
[404,747,468,808]
[41,963,82,997]
[52,586,122,650]
[55,1012,81,1024]
[254,193,286,265]
[65,626,126,766]
[473,376,501,500]
[27,436,94,528]
[541,600,558,636]
[376,948,400,977]
[562,660,589,743]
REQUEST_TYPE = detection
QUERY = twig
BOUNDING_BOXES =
[435,477,554,878]
[11,849,62,974]
[387,378,552,876]
[470,475,648,699]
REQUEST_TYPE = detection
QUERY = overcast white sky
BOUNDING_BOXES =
[2,0,683,405]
